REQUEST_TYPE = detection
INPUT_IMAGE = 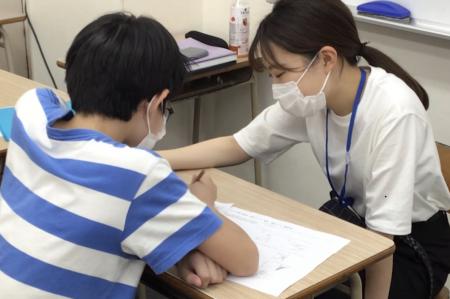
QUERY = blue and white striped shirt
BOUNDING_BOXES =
[0,88,222,298]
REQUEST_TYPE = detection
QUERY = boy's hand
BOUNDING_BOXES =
[177,251,228,289]
[189,172,217,208]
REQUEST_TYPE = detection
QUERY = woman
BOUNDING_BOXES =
[161,1,450,298]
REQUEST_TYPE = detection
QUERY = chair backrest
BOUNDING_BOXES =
[437,142,450,191]
[436,142,450,213]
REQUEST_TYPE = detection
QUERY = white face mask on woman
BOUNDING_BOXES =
[272,54,331,118]
[137,97,167,150]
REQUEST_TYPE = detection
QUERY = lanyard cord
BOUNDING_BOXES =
[325,68,367,206]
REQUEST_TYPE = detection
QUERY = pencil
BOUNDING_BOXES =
[193,169,205,182]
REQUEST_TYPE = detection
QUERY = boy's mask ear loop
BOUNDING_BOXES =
[137,96,167,149]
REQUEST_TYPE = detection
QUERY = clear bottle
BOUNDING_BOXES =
[229,0,250,57]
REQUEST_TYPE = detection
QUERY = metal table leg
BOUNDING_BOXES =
[192,96,201,144]
[249,75,261,186]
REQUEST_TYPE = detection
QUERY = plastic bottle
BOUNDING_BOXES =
[229,0,250,57]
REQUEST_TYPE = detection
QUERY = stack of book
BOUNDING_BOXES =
[178,38,237,72]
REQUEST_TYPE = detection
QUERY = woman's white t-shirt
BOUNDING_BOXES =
[234,66,450,235]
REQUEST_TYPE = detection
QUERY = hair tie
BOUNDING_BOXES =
[359,42,369,55]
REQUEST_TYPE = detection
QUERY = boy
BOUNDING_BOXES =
[0,13,258,298]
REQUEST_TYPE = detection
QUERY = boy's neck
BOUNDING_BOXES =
[53,114,129,143]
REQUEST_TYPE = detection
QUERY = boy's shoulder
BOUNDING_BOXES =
[74,139,170,178]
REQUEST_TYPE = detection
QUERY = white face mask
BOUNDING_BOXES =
[137,97,167,150]
[272,54,331,118]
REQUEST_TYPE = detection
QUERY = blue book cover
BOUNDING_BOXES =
[0,107,15,142]
[0,102,72,142]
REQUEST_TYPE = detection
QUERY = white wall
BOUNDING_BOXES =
[23,0,205,89]
[125,0,203,36]
[25,0,123,89]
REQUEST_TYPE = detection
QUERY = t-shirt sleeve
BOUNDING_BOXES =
[364,113,428,235]
[120,158,222,274]
[233,102,309,164]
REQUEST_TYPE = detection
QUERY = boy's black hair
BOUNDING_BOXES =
[65,13,188,121]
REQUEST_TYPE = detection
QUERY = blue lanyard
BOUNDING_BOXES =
[325,68,366,206]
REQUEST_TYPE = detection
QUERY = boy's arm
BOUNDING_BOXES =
[198,208,259,276]
[159,136,250,171]
[364,232,393,299]
[189,173,259,277]
[121,158,257,277]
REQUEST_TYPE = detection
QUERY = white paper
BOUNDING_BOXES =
[216,202,350,296]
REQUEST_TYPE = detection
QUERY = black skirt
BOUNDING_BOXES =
[316,211,450,299]
[389,211,450,299]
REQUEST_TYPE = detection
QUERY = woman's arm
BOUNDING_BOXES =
[159,136,251,170]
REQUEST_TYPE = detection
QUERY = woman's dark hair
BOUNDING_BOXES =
[65,13,188,121]
[249,0,429,109]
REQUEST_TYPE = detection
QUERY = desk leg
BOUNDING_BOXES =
[250,77,262,186]
[330,273,363,299]
[192,97,201,144]
[0,25,15,73]
[349,273,363,299]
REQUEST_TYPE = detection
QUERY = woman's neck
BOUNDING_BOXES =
[327,64,366,117]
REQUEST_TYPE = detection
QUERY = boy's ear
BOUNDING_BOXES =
[153,89,170,107]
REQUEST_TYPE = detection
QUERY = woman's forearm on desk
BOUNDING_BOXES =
[159,136,251,170]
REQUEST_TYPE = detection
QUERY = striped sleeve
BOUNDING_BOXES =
[120,159,222,274]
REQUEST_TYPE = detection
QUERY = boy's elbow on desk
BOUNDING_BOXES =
[230,241,259,277]
[198,222,260,277]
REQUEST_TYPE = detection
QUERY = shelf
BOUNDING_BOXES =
[348,5,450,41]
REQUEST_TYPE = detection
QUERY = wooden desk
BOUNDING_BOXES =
[142,169,395,299]
[0,70,68,177]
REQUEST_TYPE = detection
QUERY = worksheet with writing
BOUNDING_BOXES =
[216,202,350,296]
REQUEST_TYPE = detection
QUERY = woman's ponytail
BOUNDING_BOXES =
[360,45,429,110]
